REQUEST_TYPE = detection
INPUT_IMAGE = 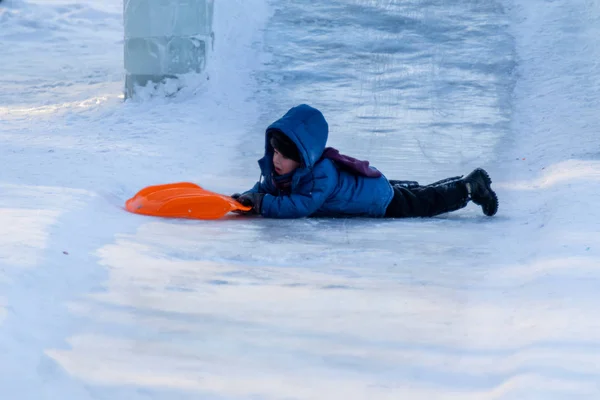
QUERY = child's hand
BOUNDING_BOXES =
[236,193,264,215]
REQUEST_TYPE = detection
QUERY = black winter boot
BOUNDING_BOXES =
[462,168,498,216]
[425,179,470,216]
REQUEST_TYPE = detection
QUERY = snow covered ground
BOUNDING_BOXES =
[1,0,599,399]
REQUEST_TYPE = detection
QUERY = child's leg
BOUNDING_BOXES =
[388,180,420,189]
[385,168,498,217]
[384,182,469,218]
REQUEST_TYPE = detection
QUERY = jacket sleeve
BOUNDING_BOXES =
[260,161,338,218]
[244,172,278,195]
[244,180,267,194]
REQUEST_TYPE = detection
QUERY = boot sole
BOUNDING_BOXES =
[484,190,499,216]
[476,168,498,216]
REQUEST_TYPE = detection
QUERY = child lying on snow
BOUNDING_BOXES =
[233,104,498,219]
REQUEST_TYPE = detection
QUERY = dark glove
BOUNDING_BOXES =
[231,193,246,215]
[236,192,265,215]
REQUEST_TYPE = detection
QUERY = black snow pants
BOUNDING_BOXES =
[384,178,470,218]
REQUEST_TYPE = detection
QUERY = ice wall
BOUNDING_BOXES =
[123,0,214,98]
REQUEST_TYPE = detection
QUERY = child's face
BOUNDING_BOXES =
[273,148,300,175]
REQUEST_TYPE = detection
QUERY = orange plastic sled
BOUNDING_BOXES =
[125,182,252,220]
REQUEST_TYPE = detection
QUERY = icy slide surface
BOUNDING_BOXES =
[1,0,599,399]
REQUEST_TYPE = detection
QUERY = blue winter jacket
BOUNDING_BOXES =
[246,104,394,218]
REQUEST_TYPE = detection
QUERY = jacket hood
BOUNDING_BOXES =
[264,104,329,169]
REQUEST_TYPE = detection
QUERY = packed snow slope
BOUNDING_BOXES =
[1,0,599,399]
